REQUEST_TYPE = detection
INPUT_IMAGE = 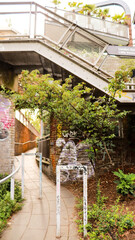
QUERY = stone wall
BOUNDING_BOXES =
[15,119,37,155]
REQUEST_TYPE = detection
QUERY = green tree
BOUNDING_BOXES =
[8,70,128,175]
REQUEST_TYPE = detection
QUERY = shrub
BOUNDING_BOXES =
[113,169,135,196]
[0,175,23,234]
[76,181,134,240]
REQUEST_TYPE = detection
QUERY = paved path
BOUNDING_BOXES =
[1,149,78,240]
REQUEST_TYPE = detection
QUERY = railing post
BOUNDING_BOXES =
[39,153,42,199]
[56,165,61,238]
[29,2,32,38]
[83,166,87,237]
[21,153,24,199]
[34,4,37,38]
[10,165,15,200]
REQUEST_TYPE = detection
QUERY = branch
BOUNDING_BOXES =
[103,141,114,166]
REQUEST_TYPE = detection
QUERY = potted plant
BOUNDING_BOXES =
[112,12,129,24]
[79,4,96,16]
[68,1,83,12]
[96,8,110,20]
[52,0,61,7]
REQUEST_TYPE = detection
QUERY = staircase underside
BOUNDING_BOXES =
[0,39,135,104]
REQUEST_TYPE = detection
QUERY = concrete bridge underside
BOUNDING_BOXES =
[0,39,135,106]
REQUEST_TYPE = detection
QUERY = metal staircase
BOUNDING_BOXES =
[0,2,135,103]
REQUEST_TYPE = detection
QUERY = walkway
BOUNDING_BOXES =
[1,149,78,240]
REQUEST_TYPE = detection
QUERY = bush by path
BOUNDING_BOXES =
[0,175,23,234]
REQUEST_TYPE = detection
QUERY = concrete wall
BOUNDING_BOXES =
[15,119,37,155]
[0,61,18,90]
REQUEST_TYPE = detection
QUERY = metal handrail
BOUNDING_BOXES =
[0,156,21,184]
[0,2,109,68]
[0,156,21,200]
[0,1,116,83]
[0,2,132,92]
[45,6,129,26]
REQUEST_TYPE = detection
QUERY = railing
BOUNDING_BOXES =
[0,156,21,200]
[45,7,129,39]
[124,78,135,91]
[0,1,110,72]
[0,1,122,81]
[0,2,133,94]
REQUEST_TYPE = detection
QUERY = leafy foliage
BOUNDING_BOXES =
[96,8,110,20]
[0,175,23,234]
[68,1,83,9]
[107,64,135,100]
[77,182,134,239]
[114,169,135,196]
[112,12,130,24]
[52,0,61,6]
[67,2,128,24]
[5,69,128,172]
[79,4,96,16]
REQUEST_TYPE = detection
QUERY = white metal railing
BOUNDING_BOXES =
[46,7,129,39]
[124,78,135,91]
[0,2,134,96]
[0,2,129,40]
[0,156,21,200]
[0,1,113,76]
[56,165,88,238]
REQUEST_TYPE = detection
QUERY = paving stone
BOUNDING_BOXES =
[1,149,79,240]
[1,225,25,240]
[28,214,48,229]
[21,229,45,240]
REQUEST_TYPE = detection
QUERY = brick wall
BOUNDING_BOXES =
[15,119,37,155]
